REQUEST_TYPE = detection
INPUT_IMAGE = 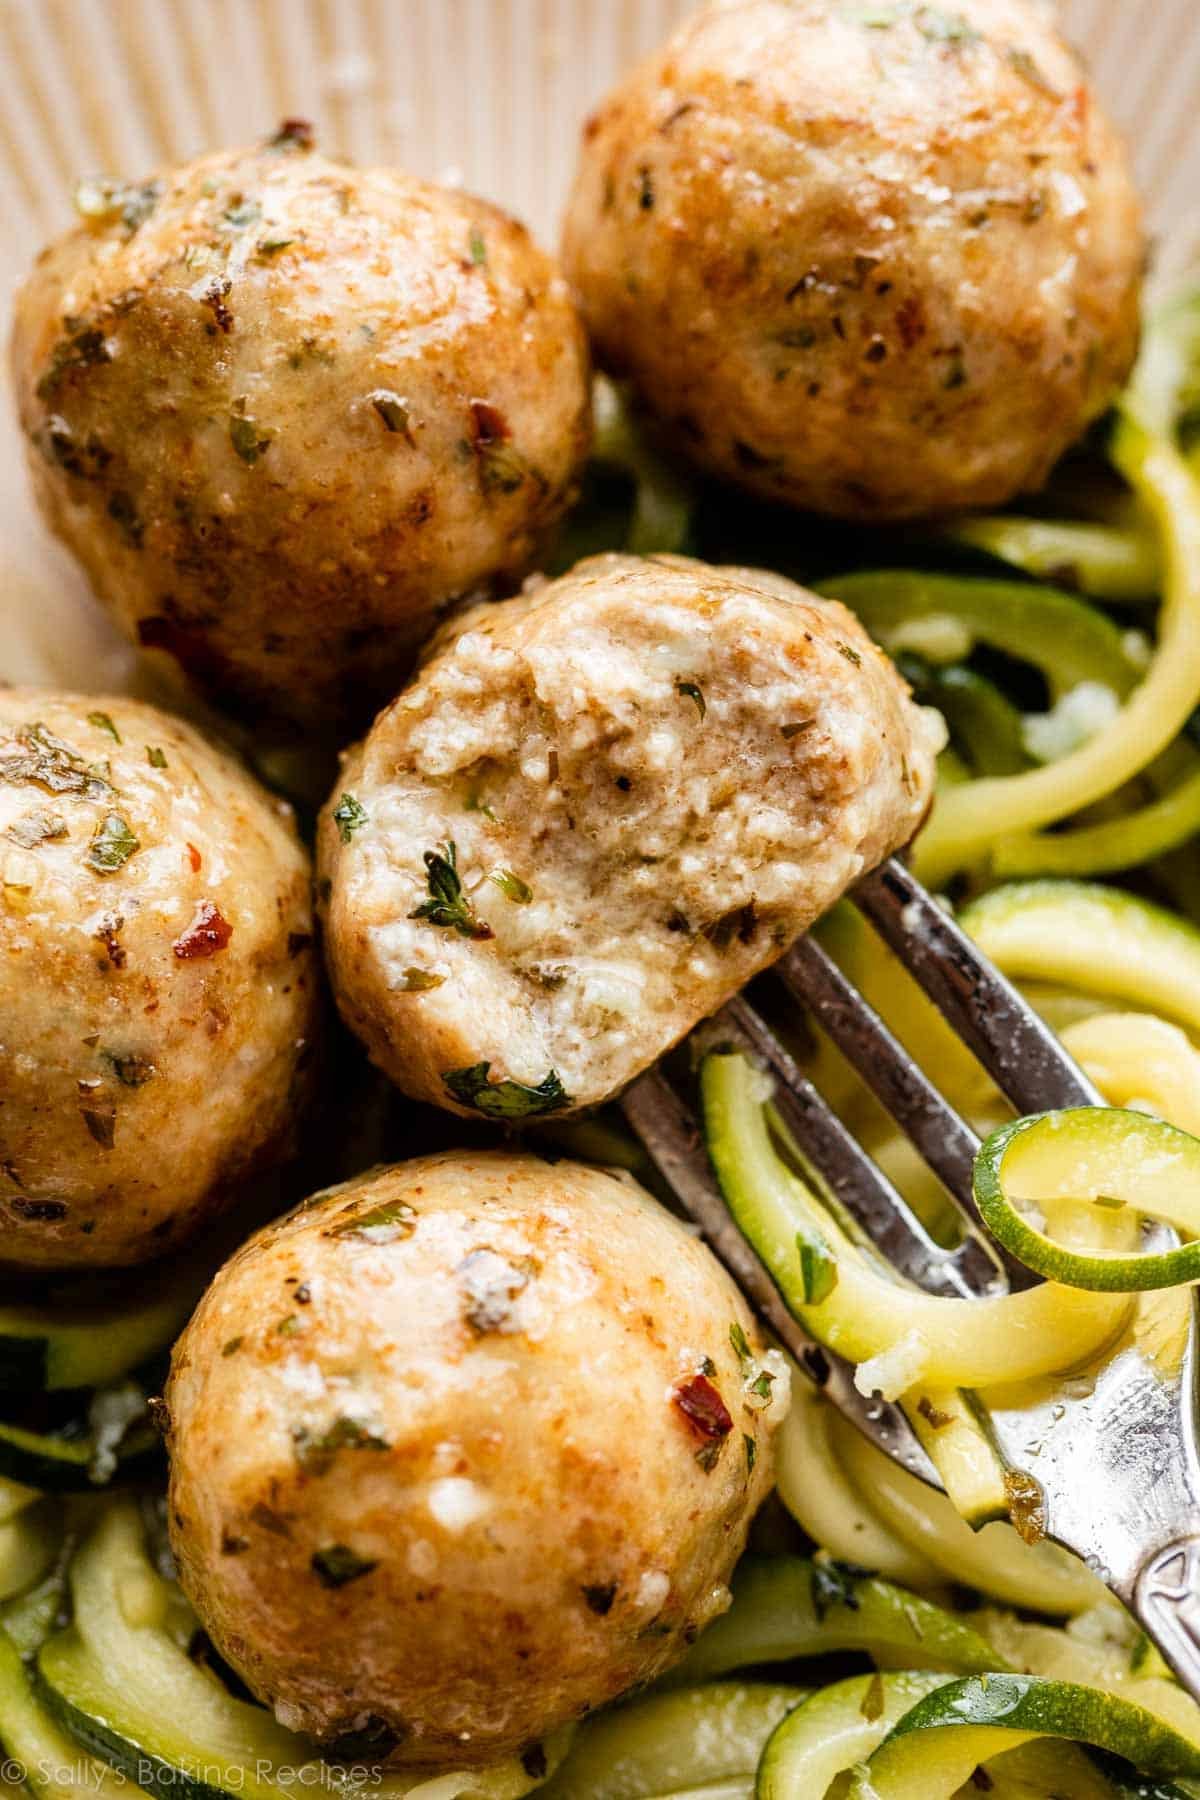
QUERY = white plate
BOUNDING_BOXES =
[1,0,1197,693]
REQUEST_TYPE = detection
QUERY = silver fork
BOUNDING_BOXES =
[619,856,1200,1706]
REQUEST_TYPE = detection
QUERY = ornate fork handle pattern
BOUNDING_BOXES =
[1136,1537,1200,1699]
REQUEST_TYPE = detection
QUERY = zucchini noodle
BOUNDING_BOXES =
[701,1047,1131,1398]
[961,882,1200,1039]
[908,420,1200,887]
[845,1675,1200,1797]
[975,1108,1200,1291]
[815,291,1200,891]
[945,513,1161,603]
[989,764,1200,879]
[5,268,1200,1800]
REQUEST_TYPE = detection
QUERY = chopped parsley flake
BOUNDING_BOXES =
[73,177,161,234]
[1,722,113,802]
[468,225,488,265]
[798,1232,839,1306]
[295,1417,389,1475]
[443,1061,571,1119]
[399,967,446,992]
[230,411,274,465]
[1006,45,1059,95]
[488,866,532,905]
[368,390,414,438]
[409,841,493,938]
[676,680,706,718]
[311,1544,377,1588]
[835,640,863,667]
[146,746,167,769]
[7,810,66,849]
[87,712,121,743]
[811,1558,872,1622]
[86,813,138,874]
[331,1201,418,1245]
[731,1320,777,1407]
[333,793,369,843]
[914,6,981,42]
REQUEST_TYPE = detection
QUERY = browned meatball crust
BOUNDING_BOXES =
[11,129,591,729]
[0,691,316,1270]
[562,0,1144,521]
[165,1153,786,1763]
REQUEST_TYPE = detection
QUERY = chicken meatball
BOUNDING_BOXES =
[0,691,316,1270]
[562,0,1143,521]
[165,1151,785,1762]
[11,126,591,729]
[317,553,939,1119]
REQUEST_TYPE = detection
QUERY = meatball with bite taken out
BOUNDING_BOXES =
[164,1151,787,1765]
[562,0,1144,521]
[0,691,316,1271]
[10,124,591,730]
[317,552,941,1120]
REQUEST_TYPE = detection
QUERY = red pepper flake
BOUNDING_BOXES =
[672,1373,733,1444]
[186,843,201,872]
[173,900,233,960]
[469,399,511,446]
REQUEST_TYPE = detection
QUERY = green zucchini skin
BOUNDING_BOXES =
[0,1423,160,1495]
[0,1267,203,1395]
[849,1673,1200,1798]
[0,1623,131,1800]
[667,1556,1001,1689]
[33,1666,232,1800]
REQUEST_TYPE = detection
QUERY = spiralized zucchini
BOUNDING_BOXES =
[975,1107,1200,1291]
[4,278,1200,1800]
[945,512,1161,603]
[701,1047,1131,1399]
[919,422,1200,886]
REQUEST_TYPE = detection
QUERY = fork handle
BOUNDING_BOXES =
[1061,1310,1200,1707]
[1131,1536,1200,1700]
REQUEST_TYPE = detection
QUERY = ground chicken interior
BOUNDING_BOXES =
[319,554,941,1116]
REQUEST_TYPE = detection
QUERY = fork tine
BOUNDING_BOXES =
[722,994,1007,1300]
[775,935,1036,1294]
[618,1066,938,1487]
[854,859,1104,1113]
[777,936,978,1208]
